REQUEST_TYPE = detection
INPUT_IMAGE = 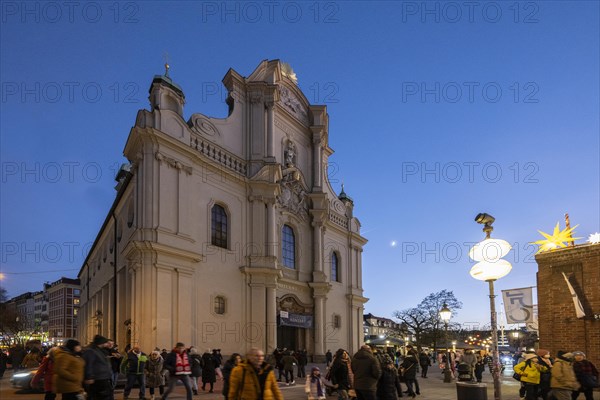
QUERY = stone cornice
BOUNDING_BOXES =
[124,240,203,264]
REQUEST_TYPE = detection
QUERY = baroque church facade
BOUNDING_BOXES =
[78,60,368,359]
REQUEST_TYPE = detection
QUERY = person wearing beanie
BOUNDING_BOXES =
[52,339,85,399]
[572,351,599,400]
[535,350,552,400]
[550,351,579,400]
[376,355,403,400]
[305,366,327,400]
[82,335,114,400]
[514,352,549,400]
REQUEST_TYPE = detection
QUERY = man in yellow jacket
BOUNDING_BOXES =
[228,348,283,400]
[514,352,548,400]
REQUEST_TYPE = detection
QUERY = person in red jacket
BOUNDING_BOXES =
[32,347,57,400]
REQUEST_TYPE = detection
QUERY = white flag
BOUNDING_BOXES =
[502,287,534,324]
[561,272,586,318]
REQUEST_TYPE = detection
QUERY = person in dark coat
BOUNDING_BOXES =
[162,342,193,400]
[122,345,148,400]
[572,351,599,400]
[82,335,114,400]
[189,347,202,395]
[107,341,122,389]
[400,354,419,398]
[9,345,27,371]
[201,349,216,392]
[222,353,241,400]
[330,349,351,400]
[351,345,381,400]
[418,352,431,378]
[377,355,403,400]
[281,351,297,384]
[0,349,8,378]
[326,350,333,368]
[474,355,486,383]
[297,349,308,378]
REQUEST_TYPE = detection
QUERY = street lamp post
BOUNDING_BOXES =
[439,303,452,383]
[469,213,512,400]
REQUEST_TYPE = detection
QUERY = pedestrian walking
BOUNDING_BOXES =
[122,345,148,400]
[189,347,202,395]
[377,355,403,400]
[330,349,352,400]
[549,351,579,400]
[572,351,599,400]
[418,351,430,378]
[513,352,548,400]
[351,345,381,400]
[201,349,217,392]
[282,350,297,385]
[222,353,242,400]
[297,349,308,378]
[32,347,57,400]
[145,350,165,400]
[326,350,333,368]
[82,335,114,400]
[161,342,193,400]
[107,341,122,389]
[228,348,282,400]
[305,367,327,400]
[400,352,419,398]
[52,339,85,400]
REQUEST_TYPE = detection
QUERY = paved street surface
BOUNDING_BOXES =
[2,363,599,400]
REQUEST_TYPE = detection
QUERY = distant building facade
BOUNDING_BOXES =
[363,313,401,340]
[46,277,80,341]
[536,243,600,366]
[78,60,368,359]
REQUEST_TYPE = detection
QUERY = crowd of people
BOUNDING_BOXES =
[1,340,598,400]
[0,336,233,400]
[511,349,598,400]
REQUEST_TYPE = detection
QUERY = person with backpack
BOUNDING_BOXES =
[513,352,548,400]
[549,351,579,400]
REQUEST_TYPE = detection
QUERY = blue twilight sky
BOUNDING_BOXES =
[1,1,599,328]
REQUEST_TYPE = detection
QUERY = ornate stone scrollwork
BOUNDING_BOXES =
[189,114,220,137]
[279,86,308,123]
[277,168,308,221]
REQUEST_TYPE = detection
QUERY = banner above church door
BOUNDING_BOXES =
[279,311,313,328]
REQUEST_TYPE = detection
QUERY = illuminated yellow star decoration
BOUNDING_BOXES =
[532,222,581,253]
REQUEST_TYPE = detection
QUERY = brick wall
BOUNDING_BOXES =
[536,244,600,366]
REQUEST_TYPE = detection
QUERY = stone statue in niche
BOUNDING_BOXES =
[285,141,296,168]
